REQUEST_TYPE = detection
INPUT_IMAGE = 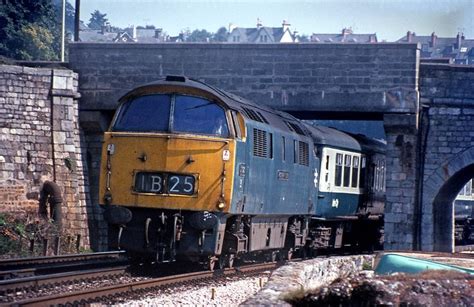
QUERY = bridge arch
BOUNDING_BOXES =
[422,147,474,252]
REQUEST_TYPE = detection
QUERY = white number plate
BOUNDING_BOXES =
[134,172,195,195]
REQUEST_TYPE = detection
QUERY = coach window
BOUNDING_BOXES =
[325,154,330,182]
[465,179,472,196]
[359,156,366,188]
[173,95,229,137]
[113,94,171,132]
[351,156,359,188]
[335,153,343,187]
[381,160,386,191]
[343,155,352,187]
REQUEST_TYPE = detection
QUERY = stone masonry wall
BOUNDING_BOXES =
[244,255,374,305]
[383,113,419,250]
[0,64,90,249]
[68,43,419,114]
[418,63,474,251]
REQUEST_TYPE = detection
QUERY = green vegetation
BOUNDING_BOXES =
[0,213,83,258]
[362,260,373,270]
[87,9,108,30]
[0,1,62,60]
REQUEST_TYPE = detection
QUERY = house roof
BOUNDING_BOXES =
[396,33,474,64]
[79,29,116,42]
[229,26,294,43]
[310,33,377,43]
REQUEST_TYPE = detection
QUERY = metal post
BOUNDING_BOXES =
[29,239,35,254]
[76,234,81,252]
[61,0,65,62]
[42,239,49,256]
[74,0,80,42]
[54,236,61,255]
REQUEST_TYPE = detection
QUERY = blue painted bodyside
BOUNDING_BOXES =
[230,122,318,215]
[315,192,360,217]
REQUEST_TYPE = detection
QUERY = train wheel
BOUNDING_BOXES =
[228,254,235,268]
[271,251,278,262]
[286,249,293,261]
[206,257,217,271]
[218,255,226,270]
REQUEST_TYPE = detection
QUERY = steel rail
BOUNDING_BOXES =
[0,251,126,270]
[11,262,278,306]
[455,244,474,252]
[1,266,129,294]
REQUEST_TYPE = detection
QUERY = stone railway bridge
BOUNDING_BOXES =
[1,43,473,252]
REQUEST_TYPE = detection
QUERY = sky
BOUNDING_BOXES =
[79,0,473,41]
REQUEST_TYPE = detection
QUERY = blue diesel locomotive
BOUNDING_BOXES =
[100,76,385,268]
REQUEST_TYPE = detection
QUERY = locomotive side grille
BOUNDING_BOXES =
[242,107,268,124]
[298,141,309,166]
[253,128,268,158]
[284,121,306,136]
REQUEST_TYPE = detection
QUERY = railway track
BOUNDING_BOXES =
[0,251,127,280]
[8,262,278,306]
[455,244,474,252]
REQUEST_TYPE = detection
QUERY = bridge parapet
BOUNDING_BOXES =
[68,43,419,115]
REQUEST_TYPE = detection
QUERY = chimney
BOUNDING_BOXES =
[282,20,290,32]
[132,25,137,41]
[154,28,162,38]
[228,23,237,33]
[430,32,437,47]
[456,32,463,49]
[406,31,413,42]
[256,18,262,29]
[341,28,352,42]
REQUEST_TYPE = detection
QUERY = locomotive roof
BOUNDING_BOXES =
[121,77,382,152]
[121,76,308,136]
[303,124,362,151]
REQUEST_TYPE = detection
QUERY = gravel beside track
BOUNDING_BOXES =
[108,272,272,306]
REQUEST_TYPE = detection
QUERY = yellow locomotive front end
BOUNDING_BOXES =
[99,77,239,264]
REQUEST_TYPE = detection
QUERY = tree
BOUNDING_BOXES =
[20,23,57,60]
[212,26,228,42]
[0,1,60,60]
[53,0,75,35]
[297,34,309,42]
[186,29,212,42]
[87,10,108,30]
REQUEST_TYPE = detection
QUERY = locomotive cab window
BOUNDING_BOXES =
[113,94,171,132]
[174,95,229,137]
[113,94,229,138]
